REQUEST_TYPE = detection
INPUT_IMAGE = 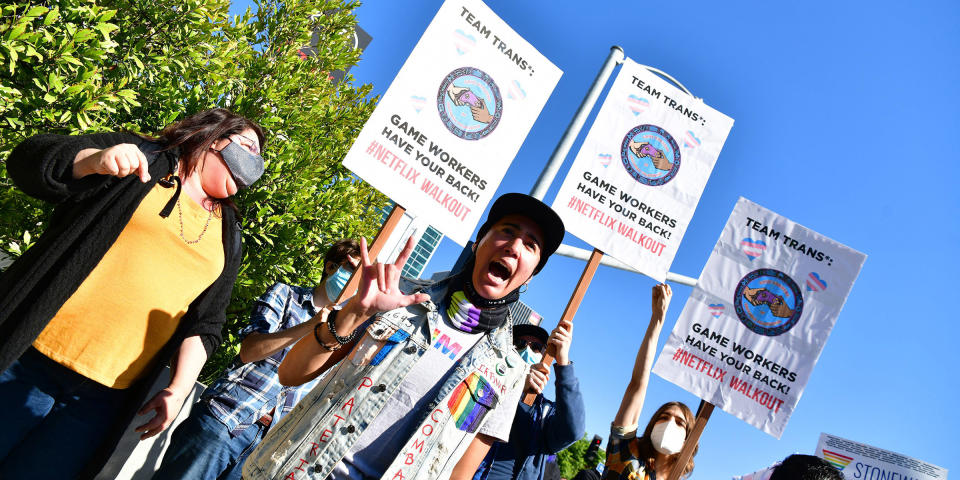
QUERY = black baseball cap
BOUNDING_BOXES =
[513,323,549,344]
[475,193,565,274]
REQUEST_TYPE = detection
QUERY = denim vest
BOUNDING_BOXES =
[242,276,526,480]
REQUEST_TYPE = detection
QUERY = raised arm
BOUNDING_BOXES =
[542,320,587,453]
[611,283,672,428]
[278,236,430,386]
[6,132,148,203]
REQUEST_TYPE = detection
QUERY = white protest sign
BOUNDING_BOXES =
[552,58,733,281]
[342,0,561,245]
[816,433,948,480]
[652,197,866,438]
[732,465,775,480]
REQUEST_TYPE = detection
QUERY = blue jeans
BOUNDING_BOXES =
[0,347,132,478]
[154,401,266,480]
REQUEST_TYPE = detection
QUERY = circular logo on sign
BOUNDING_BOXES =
[620,125,681,186]
[733,268,804,336]
[437,67,502,140]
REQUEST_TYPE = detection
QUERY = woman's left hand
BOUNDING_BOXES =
[134,387,188,440]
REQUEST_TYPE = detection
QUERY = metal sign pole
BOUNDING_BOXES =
[529,46,625,201]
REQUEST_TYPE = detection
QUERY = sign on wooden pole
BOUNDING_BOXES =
[522,248,603,405]
[665,400,714,480]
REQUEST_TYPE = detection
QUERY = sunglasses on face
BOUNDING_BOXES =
[514,339,546,353]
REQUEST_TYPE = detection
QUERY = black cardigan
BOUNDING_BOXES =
[0,132,242,478]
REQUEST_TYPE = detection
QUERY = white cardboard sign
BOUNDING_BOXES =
[552,58,733,281]
[342,0,561,245]
[653,198,866,438]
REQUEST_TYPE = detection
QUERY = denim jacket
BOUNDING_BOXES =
[242,275,527,480]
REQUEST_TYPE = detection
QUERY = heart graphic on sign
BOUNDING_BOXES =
[507,80,527,101]
[453,29,476,55]
[708,304,724,318]
[806,272,828,292]
[627,95,649,116]
[683,130,701,149]
[410,95,427,113]
[740,238,767,261]
[598,153,613,167]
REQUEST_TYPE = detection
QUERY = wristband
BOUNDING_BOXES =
[314,322,341,351]
[327,309,363,346]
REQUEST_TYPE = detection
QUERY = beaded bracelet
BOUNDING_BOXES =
[327,309,364,346]
[313,322,341,352]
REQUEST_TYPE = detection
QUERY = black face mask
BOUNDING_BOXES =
[215,140,264,188]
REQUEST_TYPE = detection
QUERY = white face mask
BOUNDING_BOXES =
[650,420,686,455]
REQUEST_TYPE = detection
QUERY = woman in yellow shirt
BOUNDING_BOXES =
[0,108,265,479]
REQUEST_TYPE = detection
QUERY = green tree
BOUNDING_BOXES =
[0,0,391,382]
[556,434,607,479]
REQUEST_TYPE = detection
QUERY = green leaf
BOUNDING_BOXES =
[24,6,48,18]
[6,23,27,41]
[43,6,60,26]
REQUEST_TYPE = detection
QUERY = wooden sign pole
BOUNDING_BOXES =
[335,203,407,304]
[522,248,604,405]
[665,400,714,480]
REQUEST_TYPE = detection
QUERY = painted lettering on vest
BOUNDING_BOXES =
[475,363,508,395]
[396,407,446,477]
[431,328,462,360]
[285,376,375,479]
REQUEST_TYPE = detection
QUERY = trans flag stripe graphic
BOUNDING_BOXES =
[447,372,498,433]
[741,238,767,261]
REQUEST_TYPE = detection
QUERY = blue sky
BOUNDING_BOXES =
[237,0,959,476]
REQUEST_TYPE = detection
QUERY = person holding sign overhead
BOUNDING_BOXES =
[242,193,566,480]
[603,284,699,480]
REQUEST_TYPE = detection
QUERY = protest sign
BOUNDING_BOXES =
[551,58,733,281]
[816,433,948,480]
[342,0,561,245]
[733,465,775,480]
[652,197,866,438]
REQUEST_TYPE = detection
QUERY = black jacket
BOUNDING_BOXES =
[0,132,242,478]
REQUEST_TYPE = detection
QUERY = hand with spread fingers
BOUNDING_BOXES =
[345,236,431,321]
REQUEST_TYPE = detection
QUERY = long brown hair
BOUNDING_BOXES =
[148,108,265,214]
[158,108,265,177]
[636,401,698,478]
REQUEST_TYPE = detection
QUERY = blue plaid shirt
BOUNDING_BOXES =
[203,282,323,436]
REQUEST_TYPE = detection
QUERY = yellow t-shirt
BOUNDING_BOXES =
[34,184,225,388]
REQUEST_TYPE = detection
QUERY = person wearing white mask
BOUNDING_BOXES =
[154,239,360,480]
[603,284,698,480]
